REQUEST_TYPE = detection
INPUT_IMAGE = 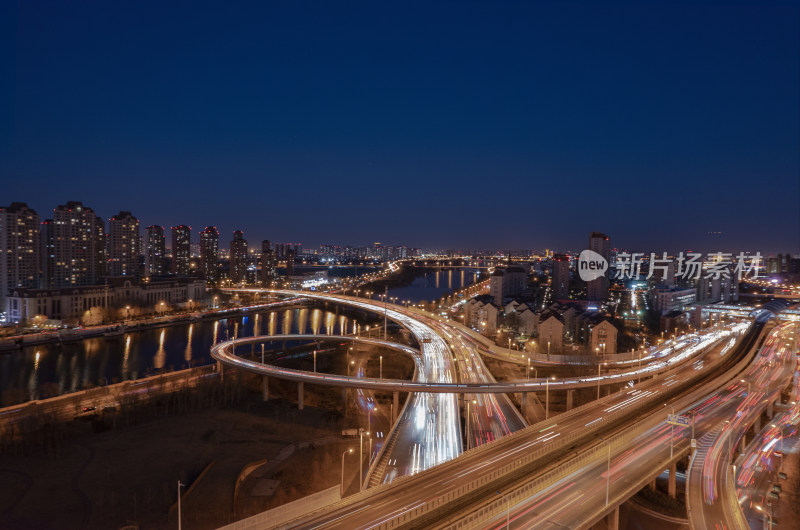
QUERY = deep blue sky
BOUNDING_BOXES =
[3,1,799,253]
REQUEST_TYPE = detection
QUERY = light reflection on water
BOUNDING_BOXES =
[387,269,480,305]
[0,306,370,405]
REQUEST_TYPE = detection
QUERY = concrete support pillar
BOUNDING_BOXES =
[607,506,619,530]
[668,463,677,498]
[393,391,399,422]
[298,382,304,410]
[566,390,574,411]
[522,392,527,409]
[649,479,656,491]
[251,343,255,355]
[217,360,223,381]
[343,388,348,411]
[262,376,269,401]
[754,415,761,433]
[740,435,746,454]
[767,401,774,419]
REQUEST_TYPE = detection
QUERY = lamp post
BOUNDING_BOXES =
[546,376,555,419]
[466,398,477,449]
[670,407,675,459]
[359,429,366,491]
[313,350,317,373]
[495,490,510,529]
[598,436,611,506]
[597,363,602,400]
[379,355,383,379]
[177,480,185,530]
[724,419,731,458]
[756,505,772,528]
[383,286,388,341]
[341,448,353,497]
[638,351,642,383]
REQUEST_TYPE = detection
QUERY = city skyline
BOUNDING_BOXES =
[4,1,799,252]
[4,198,800,257]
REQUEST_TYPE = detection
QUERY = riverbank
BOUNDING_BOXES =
[0,298,304,353]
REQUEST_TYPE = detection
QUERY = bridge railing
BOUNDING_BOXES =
[275,322,758,529]
[377,322,762,529]
[435,321,767,530]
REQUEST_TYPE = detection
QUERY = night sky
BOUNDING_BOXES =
[3,1,799,253]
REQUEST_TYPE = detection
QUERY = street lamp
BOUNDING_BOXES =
[597,363,604,400]
[755,505,772,528]
[359,429,367,491]
[379,355,383,379]
[466,398,477,449]
[597,436,611,506]
[383,286,388,341]
[495,490,510,529]
[341,448,353,497]
[638,350,642,383]
[177,480,185,530]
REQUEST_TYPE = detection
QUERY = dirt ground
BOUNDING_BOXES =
[0,344,414,530]
[0,396,349,530]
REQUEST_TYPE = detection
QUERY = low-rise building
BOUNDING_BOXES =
[654,287,697,314]
[538,314,564,353]
[464,295,500,335]
[590,319,618,355]
[5,277,205,325]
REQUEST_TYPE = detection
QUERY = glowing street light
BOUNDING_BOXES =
[341,448,353,496]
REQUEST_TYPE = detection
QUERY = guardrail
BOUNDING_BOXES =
[437,320,768,529]
[685,321,794,530]
[212,328,744,394]
[275,321,761,529]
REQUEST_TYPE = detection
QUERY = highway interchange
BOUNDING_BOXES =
[211,289,799,529]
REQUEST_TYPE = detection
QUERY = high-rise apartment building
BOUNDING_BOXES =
[0,203,40,308]
[108,211,140,277]
[45,201,105,288]
[552,254,570,300]
[286,246,296,277]
[587,232,610,301]
[230,230,248,284]
[260,240,278,285]
[145,225,166,276]
[41,219,55,289]
[171,225,192,275]
[200,226,219,282]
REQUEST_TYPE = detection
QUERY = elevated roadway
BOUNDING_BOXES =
[686,320,798,530]
[248,319,757,529]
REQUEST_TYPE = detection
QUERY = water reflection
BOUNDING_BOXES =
[184,324,193,362]
[311,308,321,335]
[282,309,293,335]
[325,311,335,335]
[154,329,166,369]
[28,351,40,400]
[0,303,389,405]
[387,268,480,305]
[123,335,131,378]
